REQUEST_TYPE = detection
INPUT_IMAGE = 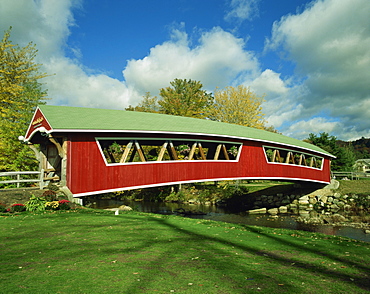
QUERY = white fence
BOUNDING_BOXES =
[0,170,44,189]
[332,171,369,180]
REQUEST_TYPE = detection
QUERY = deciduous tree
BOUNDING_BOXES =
[158,78,213,118]
[207,85,266,129]
[125,92,159,113]
[0,28,48,171]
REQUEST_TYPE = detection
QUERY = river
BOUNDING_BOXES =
[86,198,370,243]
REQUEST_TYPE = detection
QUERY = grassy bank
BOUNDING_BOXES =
[337,179,370,195]
[1,209,369,293]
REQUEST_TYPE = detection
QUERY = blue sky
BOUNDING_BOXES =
[69,0,304,79]
[1,0,369,141]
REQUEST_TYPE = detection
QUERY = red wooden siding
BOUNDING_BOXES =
[66,134,331,197]
[25,108,52,140]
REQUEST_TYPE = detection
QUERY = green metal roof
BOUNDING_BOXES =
[37,105,334,157]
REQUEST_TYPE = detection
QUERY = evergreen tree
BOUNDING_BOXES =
[306,132,356,171]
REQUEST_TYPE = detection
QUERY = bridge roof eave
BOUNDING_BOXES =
[26,105,335,158]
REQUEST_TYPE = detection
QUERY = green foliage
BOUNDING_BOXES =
[25,194,46,212]
[158,78,213,118]
[0,202,6,212]
[58,199,71,210]
[42,190,57,201]
[45,199,71,211]
[0,27,48,171]
[125,92,160,113]
[352,194,370,211]
[10,203,26,212]
[306,132,356,171]
[47,182,60,192]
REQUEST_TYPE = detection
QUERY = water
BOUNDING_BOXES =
[86,198,370,243]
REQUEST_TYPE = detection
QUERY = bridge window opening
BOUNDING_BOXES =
[97,138,241,164]
[264,146,323,169]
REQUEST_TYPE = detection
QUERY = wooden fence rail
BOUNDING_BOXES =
[0,170,44,189]
[331,171,368,180]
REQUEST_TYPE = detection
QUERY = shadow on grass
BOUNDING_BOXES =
[225,182,324,211]
[2,211,369,293]
[145,215,370,292]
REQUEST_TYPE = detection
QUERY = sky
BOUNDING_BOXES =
[0,0,369,141]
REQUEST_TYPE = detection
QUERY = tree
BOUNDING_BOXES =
[0,28,48,171]
[125,92,159,113]
[306,132,356,171]
[158,78,213,118]
[206,85,266,129]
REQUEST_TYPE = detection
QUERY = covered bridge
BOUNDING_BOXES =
[22,105,335,198]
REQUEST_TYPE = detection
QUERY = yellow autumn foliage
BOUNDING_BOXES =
[0,28,48,171]
[207,85,266,129]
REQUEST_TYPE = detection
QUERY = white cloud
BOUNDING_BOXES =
[283,117,341,139]
[0,0,134,108]
[264,0,370,140]
[0,0,78,58]
[0,1,261,109]
[123,26,260,97]
[42,57,133,108]
[225,0,260,23]
[249,69,288,96]
[2,0,369,141]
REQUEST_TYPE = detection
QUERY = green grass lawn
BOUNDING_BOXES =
[1,209,369,293]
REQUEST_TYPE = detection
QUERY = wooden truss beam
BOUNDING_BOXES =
[120,141,133,163]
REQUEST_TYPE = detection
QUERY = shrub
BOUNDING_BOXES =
[58,199,71,210]
[45,201,59,210]
[42,190,57,201]
[25,195,46,213]
[47,182,59,192]
[11,203,26,212]
[0,202,7,213]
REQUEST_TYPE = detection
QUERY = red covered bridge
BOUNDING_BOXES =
[22,105,334,198]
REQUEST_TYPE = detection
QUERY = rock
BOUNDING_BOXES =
[254,201,263,207]
[332,214,347,222]
[334,192,341,198]
[299,195,309,201]
[319,195,328,203]
[247,208,266,214]
[330,204,340,212]
[281,199,291,205]
[268,208,278,215]
[298,199,309,205]
[327,196,334,203]
[288,203,297,209]
[279,206,288,213]
[298,210,310,216]
[119,205,133,211]
[365,230,370,234]
[324,179,340,190]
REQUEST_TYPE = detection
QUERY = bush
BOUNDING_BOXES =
[11,203,26,212]
[0,202,7,213]
[25,195,46,213]
[47,182,59,192]
[42,190,57,201]
[45,201,59,210]
[58,200,71,210]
